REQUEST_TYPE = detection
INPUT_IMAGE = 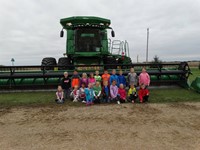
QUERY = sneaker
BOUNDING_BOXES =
[117,101,120,105]
[82,100,86,103]
[132,100,135,104]
[73,99,78,102]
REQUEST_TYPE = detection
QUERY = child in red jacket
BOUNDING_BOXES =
[118,84,127,104]
[138,84,149,103]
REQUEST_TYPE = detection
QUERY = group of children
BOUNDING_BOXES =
[55,67,150,106]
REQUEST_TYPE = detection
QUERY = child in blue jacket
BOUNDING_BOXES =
[118,70,126,87]
[84,83,94,106]
[109,69,119,86]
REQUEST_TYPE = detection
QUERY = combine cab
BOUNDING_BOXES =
[0,16,191,90]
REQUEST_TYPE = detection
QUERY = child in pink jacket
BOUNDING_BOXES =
[139,67,150,87]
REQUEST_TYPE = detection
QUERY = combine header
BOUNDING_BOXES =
[0,16,191,90]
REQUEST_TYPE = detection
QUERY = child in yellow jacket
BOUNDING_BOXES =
[128,84,138,103]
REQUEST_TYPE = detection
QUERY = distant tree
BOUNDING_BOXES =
[152,55,162,63]
[150,55,162,68]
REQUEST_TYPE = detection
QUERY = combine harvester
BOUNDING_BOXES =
[0,16,191,90]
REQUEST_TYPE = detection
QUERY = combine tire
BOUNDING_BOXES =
[104,57,117,69]
[41,57,57,70]
[58,57,71,70]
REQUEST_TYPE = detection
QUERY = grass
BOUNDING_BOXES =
[0,88,199,108]
[189,68,200,83]
[150,88,200,103]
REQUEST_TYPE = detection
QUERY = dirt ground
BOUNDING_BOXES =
[0,103,200,150]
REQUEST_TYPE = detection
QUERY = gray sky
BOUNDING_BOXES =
[0,0,200,65]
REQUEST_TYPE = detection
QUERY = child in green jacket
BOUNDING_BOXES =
[93,81,102,104]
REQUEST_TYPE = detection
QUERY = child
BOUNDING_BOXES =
[109,69,119,86]
[84,83,94,106]
[118,84,127,104]
[128,84,138,103]
[93,81,102,104]
[127,67,138,87]
[94,70,102,83]
[102,70,110,84]
[80,73,88,87]
[102,80,110,103]
[61,72,71,99]
[118,70,126,87]
[88,72,96,86]
[79,83,86,103]
[70,85,79,102]
[139,67,150,87]
[71,70,81,88]
[138,84,149,103]
[110,80,119,104]
[55,85,64,104]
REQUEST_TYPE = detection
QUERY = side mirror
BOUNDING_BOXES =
[111,30,115,37]
[60,30,64,37]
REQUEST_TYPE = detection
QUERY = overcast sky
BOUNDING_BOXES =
[0,0,200,65]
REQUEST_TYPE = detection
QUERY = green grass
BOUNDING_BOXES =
[150,88,200,103]
[189,68,200,83]
[0,92,55,107]
[0,89,199,108]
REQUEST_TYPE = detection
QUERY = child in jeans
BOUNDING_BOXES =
[70,85,79,102]
[128,84,138,103]
[85,83,94,106]
[93,81,102,104]
[55,85,64,104]
[102,80,110,103]
[138,84,149,103]
[94,70,102,83]
[79,83,86,103]
[118,84,126,104]
[88,72,96,86]
[110,80,119,104]
[61,72,71,100]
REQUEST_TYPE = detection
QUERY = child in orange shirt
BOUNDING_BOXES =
[102,70,110,85]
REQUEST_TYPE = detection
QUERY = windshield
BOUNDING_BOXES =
[75,28,102,52]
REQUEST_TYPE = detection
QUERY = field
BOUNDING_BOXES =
[0,67,199,150]
[0,103,200,150]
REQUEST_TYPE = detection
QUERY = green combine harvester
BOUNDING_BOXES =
[0,16,191,90]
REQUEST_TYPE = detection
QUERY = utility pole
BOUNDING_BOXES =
[146,28,149,63]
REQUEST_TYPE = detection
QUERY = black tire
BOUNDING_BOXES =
[58,57,71,70]
[41,57,57,70]
[104,57,117,69]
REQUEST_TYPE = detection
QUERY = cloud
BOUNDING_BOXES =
[0,0,199,65]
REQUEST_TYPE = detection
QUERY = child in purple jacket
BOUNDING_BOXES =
[110,80,119,104]
[80,73,88,87]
